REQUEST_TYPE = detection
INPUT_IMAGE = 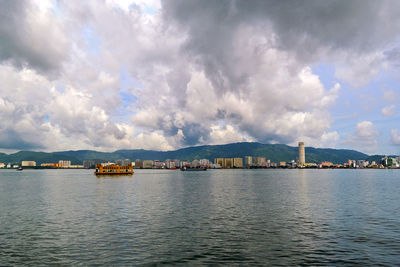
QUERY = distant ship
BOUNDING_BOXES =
[95,163,133,176]
[180,166,207,171]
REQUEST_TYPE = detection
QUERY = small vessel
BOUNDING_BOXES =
[95,163,133,176]
[180,166,207,171]
[17,167,23,171]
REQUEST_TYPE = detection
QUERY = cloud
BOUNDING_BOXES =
[0,1,69,74]
[343,121,380,153]
[382,105,396,117]
[0,1,400,153]
[391,130,400,145]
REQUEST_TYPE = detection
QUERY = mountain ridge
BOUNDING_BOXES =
[0,142,384,165]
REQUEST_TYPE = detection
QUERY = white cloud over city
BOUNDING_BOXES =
[1,0,400,154]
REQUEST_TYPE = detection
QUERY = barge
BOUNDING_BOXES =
[95,163,134,176]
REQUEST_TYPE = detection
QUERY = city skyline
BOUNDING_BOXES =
[1,1,400,155]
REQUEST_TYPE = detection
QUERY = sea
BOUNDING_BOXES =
[1,169,400,265]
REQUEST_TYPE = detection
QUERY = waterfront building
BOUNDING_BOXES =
[21,161,36,167]
[233,158,243,168]
[154,160,163,168]
[386,157,398,168]
[253,157,266,166]
[41,163,58,167]
[165,159,174,169]
[116,159,131,166]
[192,159,200,167]
[0,163,4,168]
[320,161,333,168]
[101,162,115,167]
[7,163,11,168]
[213,158,236,168]
[289,160,296,168]
[279,161,286,167]
[244,156,253,167]
[347,159,356,168]
[59,160,71,168]
[199,159,211,167]
[180,160,190,168]
[224,158,233,168]
[298,142,305,166]
[304,162,318,168]
[135,159,143,169]
[143,160,153,169]
[214,158,224,167]
[83,160,95,169]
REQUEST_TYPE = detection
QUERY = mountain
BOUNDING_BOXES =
[0,142,373,165]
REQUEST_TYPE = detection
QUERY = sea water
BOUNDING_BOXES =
[1,169,399,265]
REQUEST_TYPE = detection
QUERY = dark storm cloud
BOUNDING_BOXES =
[0,129,43,150]
[181,123,211,146]
[164,0,400,56]
[0,0,67,74]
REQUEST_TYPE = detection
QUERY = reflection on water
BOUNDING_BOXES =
[1,169,400,265]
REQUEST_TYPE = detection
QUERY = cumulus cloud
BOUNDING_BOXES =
[0,1,69,74]
[0,0,400,152]
[391,130,400,145]
[381,105,396,117]
[343,121,380,153]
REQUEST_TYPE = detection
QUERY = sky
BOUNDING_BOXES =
[0,0,400,155]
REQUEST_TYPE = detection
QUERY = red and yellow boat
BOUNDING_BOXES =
[94,163,134,176]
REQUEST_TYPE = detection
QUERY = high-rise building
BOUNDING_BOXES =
[59,160,71,168]
[83,160,95,168]
[244,156,252,167]
[298,142,305,165]
[214,158,224,168]
[143,160,153,169]
[233,158,243,168]
[253,157,266,166]
[135,159,143,169]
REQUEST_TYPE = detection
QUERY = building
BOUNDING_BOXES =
[298,142,305,166]
[21,161,36,167]
[143,160,153,169]
[41,163,58,167]
[253,157,266,166]
[213,158,235,168]
[320,161,333,168]
[135,159,143,169]
[83,160,95,169]
[154,160,163,168]
[59,160,71,168]
[180,160,190,167]
[244,156,252,167]
[233,158,243,168]
[191,159,200,167]
[0,163,4,168]
[116,159,131,166]
[224,158,233,168]
[199,159,211,167]
[214,158,224,167]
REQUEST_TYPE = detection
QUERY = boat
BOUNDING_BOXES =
[17,167,23,171]
[180,166,207,171]
[94,163,133,176]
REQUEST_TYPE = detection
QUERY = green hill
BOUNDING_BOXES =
[0,142,373,165]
